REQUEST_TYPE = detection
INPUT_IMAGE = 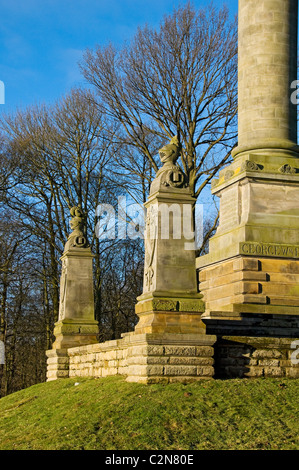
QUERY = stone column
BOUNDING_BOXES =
[234,0,298,158]
[197,0,299,341]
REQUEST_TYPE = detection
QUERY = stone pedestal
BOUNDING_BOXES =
[197,156,299,330]
[197,167,299,342]
[126,137,216,382]
[134,185,207,336]
[46,246,99,380]
[46,207,99,380]
[125,332,215,384]
[52,247,99,349]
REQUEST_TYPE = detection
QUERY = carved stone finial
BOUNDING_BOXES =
[158,135,182,166]
[150,136,188,193]
[63,205,88,252]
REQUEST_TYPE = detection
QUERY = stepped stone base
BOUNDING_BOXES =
[46,330,299,381]
[199,255,299,324]
[196,254,299,379]
[46,331,216,383]
[214,336,299,379]
[52,319,99,349]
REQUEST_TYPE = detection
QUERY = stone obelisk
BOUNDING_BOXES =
[197,0,299,335]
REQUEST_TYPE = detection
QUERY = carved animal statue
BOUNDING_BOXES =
[63,206,87,252]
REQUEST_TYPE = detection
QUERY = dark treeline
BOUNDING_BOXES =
[0,2,237,396]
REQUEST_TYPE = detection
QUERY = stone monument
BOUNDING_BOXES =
[46,141,216,383]
[121,136,216,383]
[46,0,299,383]
[197,0,299,377]
[46,206,99,380]
[134,136,207,335]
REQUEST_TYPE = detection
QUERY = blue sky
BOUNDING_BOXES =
[0,0,238,113]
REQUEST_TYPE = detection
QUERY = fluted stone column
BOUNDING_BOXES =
[234,0,299,157]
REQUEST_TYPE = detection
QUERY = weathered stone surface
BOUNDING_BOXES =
[214,336,299,379]
[54,332,217,383]
[52,319,99,349]
[48,207,99,353]
[47,2,299,384]
[199,254,299,321]
[234,0,298,157]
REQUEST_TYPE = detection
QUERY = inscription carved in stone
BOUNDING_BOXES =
[59,258,67,320]
[144,205,158,291]
[240,242,299,259]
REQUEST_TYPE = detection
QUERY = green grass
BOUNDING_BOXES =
[0,376,298,450]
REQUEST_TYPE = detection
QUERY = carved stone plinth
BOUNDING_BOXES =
[199,154,299,266]
[51,245,99,349]
[197,155,299,339]
[52,318,99,349]
[134,295,206,335]
[48,207,98,357]
[134,137,211,338]
[125,332,216,384]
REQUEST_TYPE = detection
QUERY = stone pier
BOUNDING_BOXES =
[46,207,99,380]
[126,136,216,382]
[196,0,299,377]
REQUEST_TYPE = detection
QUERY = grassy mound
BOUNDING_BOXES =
[0,376,298,450]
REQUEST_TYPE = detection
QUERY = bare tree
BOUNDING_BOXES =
[0,213,48,396]
[1,89,115,326]
[0,89,143,380]
[80,2,238,203]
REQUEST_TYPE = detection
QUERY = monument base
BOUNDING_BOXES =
[125,294,215,383]
[134,294,206,335]
[52,319,99,349]
[197,254,299,379]
[47,292,217,383]
[198,255,299,330]
[125,331,216,384]
[214,336,299,379]
[46,331,216,383]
